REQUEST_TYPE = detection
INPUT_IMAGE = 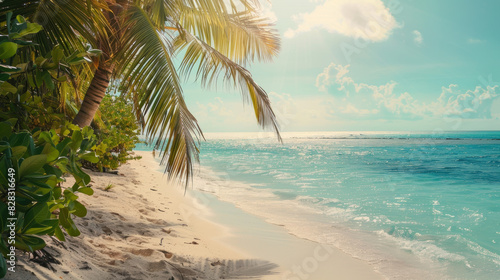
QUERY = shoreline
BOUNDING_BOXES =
[187,189,384,280]
[8,151,382,279]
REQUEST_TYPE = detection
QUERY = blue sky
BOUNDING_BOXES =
[181,0,500,132]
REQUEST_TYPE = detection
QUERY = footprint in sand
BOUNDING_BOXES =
[127,248,155,257]
[110,212,127,221]
[146,217,169,226]
[91,242,108,249]
[101,250,130,261]
[106,259,122,266]
[158,250,173,259]
[126,236,148,245]
[131,179,141,185]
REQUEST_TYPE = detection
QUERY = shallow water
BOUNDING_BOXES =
[136,131,500,279]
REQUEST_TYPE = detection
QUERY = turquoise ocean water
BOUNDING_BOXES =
[136,131,500,279]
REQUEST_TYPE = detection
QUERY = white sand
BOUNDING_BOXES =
[7,151,383,279]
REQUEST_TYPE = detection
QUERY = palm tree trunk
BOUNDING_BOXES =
[72,63,113,127]
[72,2,123,127]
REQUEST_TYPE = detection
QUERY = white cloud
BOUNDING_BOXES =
[413,30,423,45]
[316,63,500,120]
[285,0,399,41]
[431,84,499,119]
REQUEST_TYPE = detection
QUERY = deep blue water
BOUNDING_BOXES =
[136,131,500,279]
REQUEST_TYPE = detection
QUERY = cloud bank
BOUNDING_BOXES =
[285,0,399,41]
[316,63,500,120]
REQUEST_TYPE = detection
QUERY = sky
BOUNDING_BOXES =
[181,0,500,133]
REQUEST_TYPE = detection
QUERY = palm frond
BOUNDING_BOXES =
[174,31,281,141]
[116,4,203,183]
[0,0,109,55]
[167,0,279,65]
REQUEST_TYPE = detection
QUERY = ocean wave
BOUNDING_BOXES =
[377,230,467,264]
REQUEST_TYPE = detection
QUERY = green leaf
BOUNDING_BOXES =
[35,69,43,87]
[56,137,72,154]
[77,187,93,196]
[24,225,53,235]
[70,130,83,150]
[42,71,55,90]
[0,42,17,60]
[15,15,26,24]
[41,143,59,162]
[24,219,58,235]
[9,131,30,148]
[72,201,87,217]
[15,235,46,252]
[19,154,47,178]
[13,22,43,39]
[58,208,70,228]
[65,217,80,236]
[11,146,27,159]
[24,203,50,231]
[87,49,102,56]
[79,152,98,163]
[53,226,66,241]
[51,45,64,63]
[0,81,17,93]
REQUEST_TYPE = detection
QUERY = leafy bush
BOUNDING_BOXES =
[0,14,100,278]
[0,120,97,277]
[0,13,139,278]
[90,94,142,171]
[0,12,100,131]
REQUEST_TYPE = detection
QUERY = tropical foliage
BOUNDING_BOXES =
[0,0,282,185]
[90,93,142,171]
[0,120,98,277]
[0,12,101,131]
[0,15,100,278]
[0,1,282,276]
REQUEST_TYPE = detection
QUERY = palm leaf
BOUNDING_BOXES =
[174,31,281,141]
[171,3,279,65]
[0,0,109,120]
[0,0,109,55]
[116,4,203,183]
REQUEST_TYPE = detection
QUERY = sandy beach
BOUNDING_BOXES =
[6,151,382,280]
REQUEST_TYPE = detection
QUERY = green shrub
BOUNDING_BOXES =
[0,120,98,277]
[91,94,142,171]
[0,13,100,131]
[0,13,139,278]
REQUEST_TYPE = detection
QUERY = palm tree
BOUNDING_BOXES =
[1,0,281,182]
